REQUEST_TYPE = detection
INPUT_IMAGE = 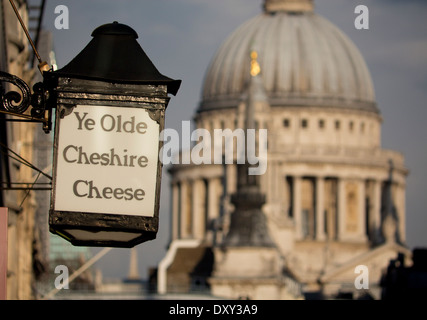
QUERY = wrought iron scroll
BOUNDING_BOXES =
[0,71,52,133]
[0,71,31,114]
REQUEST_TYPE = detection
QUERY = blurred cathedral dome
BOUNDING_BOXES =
[200,0,377,113]
[159,0,409,300]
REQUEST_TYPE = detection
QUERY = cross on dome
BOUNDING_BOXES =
[250,51,261,77]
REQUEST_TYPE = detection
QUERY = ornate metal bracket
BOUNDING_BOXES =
[0,71,52,133]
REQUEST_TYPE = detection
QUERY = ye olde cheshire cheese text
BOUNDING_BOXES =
[63,111,151,202]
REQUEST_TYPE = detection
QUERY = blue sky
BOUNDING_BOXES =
[37,0,427,279]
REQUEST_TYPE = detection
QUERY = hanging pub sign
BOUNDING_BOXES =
[55,105,159,217]
[46,21,181,248]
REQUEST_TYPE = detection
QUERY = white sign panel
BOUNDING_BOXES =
[53,105,159,217]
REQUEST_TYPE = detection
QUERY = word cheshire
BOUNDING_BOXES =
[63,146,149,168]
[169,304,258,317]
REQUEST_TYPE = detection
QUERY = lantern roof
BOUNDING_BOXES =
[51,21,181,95]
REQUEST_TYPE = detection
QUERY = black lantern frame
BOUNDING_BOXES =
[48,78,170,248]
[46,21,181,248]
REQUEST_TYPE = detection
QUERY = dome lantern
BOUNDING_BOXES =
[263,0,314,13]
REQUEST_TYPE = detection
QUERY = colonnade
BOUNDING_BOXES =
[287,175,405,243]
[170,171,406,245]
[171,177,223,242]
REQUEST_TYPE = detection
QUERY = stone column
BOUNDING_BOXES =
[316,176,326,241]
[357,179,367,242]
[127,247,140,280]
[395,183,406,243]
[208,178,220,222]
[372,180,382,243]
[227,164,237,195]
[192,179,206,240]
[171,183,180,240]
[293,176,302,240]
[206,177,220,243]
[337,178,346,240]
[180,180,190,238]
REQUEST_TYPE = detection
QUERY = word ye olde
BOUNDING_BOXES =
[75,112,148,134]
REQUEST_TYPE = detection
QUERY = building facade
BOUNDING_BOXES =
[0,0,43,299]
[0,0,94,300]
[158,0,411,299]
